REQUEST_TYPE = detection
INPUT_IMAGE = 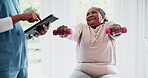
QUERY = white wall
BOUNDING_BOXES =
[114,0,147,78]
[114,0,137,78]
[40,0,76,78]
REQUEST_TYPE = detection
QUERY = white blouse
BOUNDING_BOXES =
[0,17,13,33]
[67,21,119,77]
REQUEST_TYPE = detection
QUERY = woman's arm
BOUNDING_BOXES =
[0,11,41,33]
[11,11,41,24]
[55,23,84,42]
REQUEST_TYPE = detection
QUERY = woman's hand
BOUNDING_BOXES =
[109,24,122,36]
[11,11,41,24]
[34,22,50,36]
[56,25,69,38]
[19,11,41,22]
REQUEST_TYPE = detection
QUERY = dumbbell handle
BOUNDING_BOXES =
[53,28,72,35]
[105,27,127,34]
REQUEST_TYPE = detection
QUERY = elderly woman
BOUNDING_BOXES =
[56,7,122,78]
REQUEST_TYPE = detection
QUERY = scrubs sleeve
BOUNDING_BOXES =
[25,34,30,40]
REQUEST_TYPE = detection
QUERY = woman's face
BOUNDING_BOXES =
[86,8,104,27]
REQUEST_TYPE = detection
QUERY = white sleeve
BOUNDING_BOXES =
[66,23,84,42]
[0,17,13,33]
[106,21,121,39]
[109,34,121,39]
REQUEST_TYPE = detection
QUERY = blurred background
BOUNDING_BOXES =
[20,0,148,78]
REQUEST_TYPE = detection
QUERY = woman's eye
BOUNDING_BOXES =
[92,11,97,14]
[87,13,90,16]
[86,11,97,16]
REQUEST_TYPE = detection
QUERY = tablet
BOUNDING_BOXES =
[24,14,59,34]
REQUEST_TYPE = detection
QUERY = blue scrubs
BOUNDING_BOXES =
[0,0,28,78]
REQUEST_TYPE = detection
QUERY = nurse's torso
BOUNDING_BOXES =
[0,0,28,71]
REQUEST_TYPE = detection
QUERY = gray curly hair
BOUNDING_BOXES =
[92,7,108,23]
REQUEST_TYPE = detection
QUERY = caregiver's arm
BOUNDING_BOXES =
[11,11,41,24]
[0,11,40,33]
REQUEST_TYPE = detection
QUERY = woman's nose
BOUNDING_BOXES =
[88,14,93,18]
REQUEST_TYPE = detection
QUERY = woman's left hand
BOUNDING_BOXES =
[110,24,122,36]
[34,22,50,36]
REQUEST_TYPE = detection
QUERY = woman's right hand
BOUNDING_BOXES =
[19,11,41,22]
[56,25,69,38]
[11,11,41,24]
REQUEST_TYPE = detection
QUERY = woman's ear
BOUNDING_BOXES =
[101,15,105,23]
[101,15,105,20]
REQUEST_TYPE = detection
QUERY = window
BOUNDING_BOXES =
[145,0,148,78]
[20,0,42,77]
[145,0,148,44]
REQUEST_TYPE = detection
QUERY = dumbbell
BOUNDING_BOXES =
[105,27,127,34]
[53,28,72,35]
